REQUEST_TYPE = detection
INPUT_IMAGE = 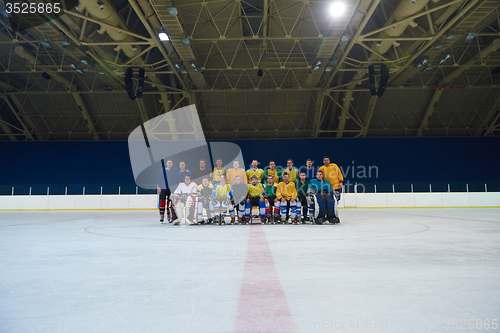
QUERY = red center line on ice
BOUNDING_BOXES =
[235,224,295,333]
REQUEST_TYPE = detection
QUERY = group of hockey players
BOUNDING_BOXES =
[157,156,343,226]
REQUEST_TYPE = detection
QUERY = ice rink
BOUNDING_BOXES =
[1,208,499,333]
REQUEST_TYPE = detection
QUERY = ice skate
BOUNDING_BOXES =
[160,214,164,224]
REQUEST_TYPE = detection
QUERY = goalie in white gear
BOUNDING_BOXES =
[197,178,214,224]
[172,174,198,225]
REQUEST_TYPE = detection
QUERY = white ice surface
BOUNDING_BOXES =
[0,209,499,333]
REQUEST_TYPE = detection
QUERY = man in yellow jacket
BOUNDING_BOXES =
[275,173,301,224]
[318,156,343,202]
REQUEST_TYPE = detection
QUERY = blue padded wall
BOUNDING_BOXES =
[1,137,499,193]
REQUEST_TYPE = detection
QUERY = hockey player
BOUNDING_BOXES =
[281,159,299,182]
[192,159,212,185]
[172,174,197,225]
[275,173,301,224]
[231,175,249,224]
[263,175,279,223]
[245,175,266,223]
[212,157,225,185]
[264,161,281,184]
[246,160,265,183]
[318,156,343,203]
[226,160,247,185]
[157,159,178,223]
[299,159,317,182]
[309,170,338,224]
[174,161,192,187]
[211,174,236,225]
[295,171,310,223]
[197,177,214,224]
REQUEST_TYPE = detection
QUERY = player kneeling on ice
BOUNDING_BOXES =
[197,178,214,224]
[246,175,267,223]
[231,175,248,224]
[172,175,198,225]
[309,170,340,224]
[275,173,301,224]
[211,174,235,225]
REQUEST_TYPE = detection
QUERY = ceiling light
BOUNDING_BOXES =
[40,41,51,48]
[168,8,178,15]
[446,34,456,39]
[329,2,346,17]
[182,38,191,46]
[174,62,183,69]
[341,35,350,42]
[438,53,452,64]
[413,58,429,68]
[59,40,70,46]
[312,60,322,70]
[158,30,169,41]
[464,33,476,42]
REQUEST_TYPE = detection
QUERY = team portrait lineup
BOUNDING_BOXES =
[157,157,343,226]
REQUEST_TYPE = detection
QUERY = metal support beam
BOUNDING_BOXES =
[324,0,381,89]
[362,96,378,137]
[128,0,188,90]
[485,109,500,136]
[313,91,325,137]
[0,95,34,140]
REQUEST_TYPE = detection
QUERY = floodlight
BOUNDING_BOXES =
[158,30,169,41]
[329,2,346,17]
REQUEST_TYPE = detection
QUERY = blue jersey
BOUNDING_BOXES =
[175,170,193,186]
[309,179,332,193]
[300,167,317,181]
[157,167,178,190]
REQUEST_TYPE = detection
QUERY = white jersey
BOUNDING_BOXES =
[174,182,197,195]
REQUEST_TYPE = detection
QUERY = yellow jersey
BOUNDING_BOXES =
[246,168,265,183]
[281,167,299,182]
[226,168,247,185]
[212,167,225,182]
[264,168,281,183]
[319,164,343,190]
[276,181,297,200]
[247,182,265,198]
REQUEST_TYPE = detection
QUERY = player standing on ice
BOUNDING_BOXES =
[263,175,279,223]
[264,160,281,184]
[318,156,343,205]
[281,158,299,182]
[275,173,301,224]
[211,174,235,225]
[172,174,198,225]
[226,160,247,185]
[245,175,267,223]
[299,159,317,182]
[174,161,192,186]
[232,175,249,224]
[212,157,225,185]
[197,178,214,224]
[308,170,339,224]
[157,159,178,223]
[246,160,265,183]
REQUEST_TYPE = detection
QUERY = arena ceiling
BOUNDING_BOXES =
[0,0,500,141]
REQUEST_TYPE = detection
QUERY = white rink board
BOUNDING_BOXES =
[0,192,499,210]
